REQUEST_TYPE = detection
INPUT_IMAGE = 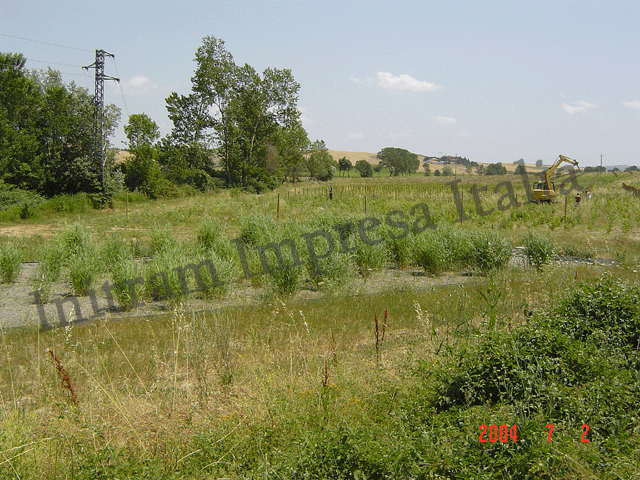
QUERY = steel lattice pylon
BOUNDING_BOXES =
[83,50,119,193]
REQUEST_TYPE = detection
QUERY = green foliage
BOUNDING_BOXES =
[354,159,373,178]
[466,230,512,273]
[67,243,99,296]
[377,147,420,175]
[306,140,335,181]
[0,242,22,283]
[523,231,554,269]
[109,257,144,310]
[485,162,507,175]
[551,274,640,351]
[428,275,640,458]
[124,113,160,149]
[239,213,276,246]
[337,156,352,176]
[167,36,306,190]
[353,240,387,278]
[306,250,353,290]
[412,226,468,275]
[122,144,164,198]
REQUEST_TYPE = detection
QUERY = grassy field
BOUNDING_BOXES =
[1,169,640,478]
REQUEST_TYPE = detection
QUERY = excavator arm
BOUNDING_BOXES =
[533,155,580,202]
[543,155,580,189]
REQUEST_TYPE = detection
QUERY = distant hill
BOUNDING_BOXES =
[327,150,544,173]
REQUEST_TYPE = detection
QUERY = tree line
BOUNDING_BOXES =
[0,52,120,199]
[1,37,341,202]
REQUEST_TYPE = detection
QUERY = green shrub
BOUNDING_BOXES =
[149,226,178,255]
[195,219,235,260]
[523,231,554,269]
[144,247,188,301]
[100,236,133,273]
[268,262,303,296]
[552,274,640,351]
[239,213,276,246]
[195,252,237,298]
[0,242,23,283]
[466,230,512,273]
[385,233,413,268]
[306,251,353,290]
[57,223,93,258]
[68,247,99,296]
[37,242,65,283]
[412,226,468,275]
[353,240,387,278]
[110,257,144,310]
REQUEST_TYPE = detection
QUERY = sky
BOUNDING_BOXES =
[2,0,639,166]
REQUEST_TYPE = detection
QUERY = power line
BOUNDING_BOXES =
[111,57,131,120]
[1,33,92,53]
[26,58,86,69]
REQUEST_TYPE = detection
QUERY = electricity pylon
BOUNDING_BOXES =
[83,49,119,194]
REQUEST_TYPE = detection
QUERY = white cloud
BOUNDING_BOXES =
[120,75,159,96]
[622,100,640,109]
[434,116,456,125]
[347,132,364,139]
[562,100,596,115]
[377,72,441,92]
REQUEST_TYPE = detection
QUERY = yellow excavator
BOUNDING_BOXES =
[532,155,580,203]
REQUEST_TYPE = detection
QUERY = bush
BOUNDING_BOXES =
[149,227,179,255]
[466,230,512,273]
[552,274,640,351]
[385,233,414,269]
[523,231,554,269]
[412,226,468,275]
[195,252,237,298]
[195,219,236,261]
[0,242,23,283]
[240,213,276,246]
[110,257,144,310]
[144,247,188,301]
[353,241,386,278]
[57,223,93,258]
[100,236,133,273]
[306,251,353,290]
[68,247,99,296]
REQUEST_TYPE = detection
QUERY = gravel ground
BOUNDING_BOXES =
[0,250,615,330]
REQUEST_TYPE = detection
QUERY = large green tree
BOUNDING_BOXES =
[377,147,420,176]
[165,36,307,189]
[306,140,335,181]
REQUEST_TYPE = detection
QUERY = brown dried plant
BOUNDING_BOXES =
[44,348,78,406]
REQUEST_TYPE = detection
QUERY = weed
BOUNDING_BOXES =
[0,241,22,283]
[523,231,554,270]
[44,348,78,406]
[466,230,512,273]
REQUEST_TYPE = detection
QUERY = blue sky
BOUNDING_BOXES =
[2,0,639,166]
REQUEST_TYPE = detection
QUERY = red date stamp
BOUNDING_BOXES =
[479,424,590,443]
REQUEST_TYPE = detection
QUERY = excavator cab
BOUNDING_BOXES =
[532,181,555,203]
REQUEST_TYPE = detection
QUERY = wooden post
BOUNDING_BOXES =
[564,195,568,223]
[364,195,367,214]
[126,190,128,219]
[277,193,280,219]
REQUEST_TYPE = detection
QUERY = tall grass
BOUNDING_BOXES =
[523,230,554,269]
[0,241,22,283]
